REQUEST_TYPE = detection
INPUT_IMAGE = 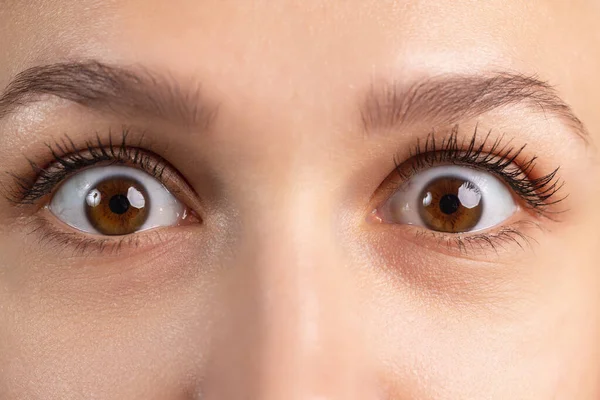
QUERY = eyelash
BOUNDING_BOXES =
[7,126,561,257]
[6,130,191,256]
[10,129,167,205]
[396,125,565,214]
[384,125,564,255]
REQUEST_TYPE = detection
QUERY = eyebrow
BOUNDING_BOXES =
[0,63,587,143]
[0,61,217,128]
[360,72,588,141]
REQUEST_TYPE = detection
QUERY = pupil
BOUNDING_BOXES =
[108,194,130,215]
[439,194,460,215]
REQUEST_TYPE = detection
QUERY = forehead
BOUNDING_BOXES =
[0,1,575,79]
[0,0,597,142]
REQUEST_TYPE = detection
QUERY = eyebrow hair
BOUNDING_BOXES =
[0,61,217,128]
[0,63,586,144]
[360,72,588,141]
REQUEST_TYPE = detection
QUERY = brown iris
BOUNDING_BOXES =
[418,177,483,233]
[85,177,150,235]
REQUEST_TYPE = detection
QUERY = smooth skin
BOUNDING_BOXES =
[0,1,599,399]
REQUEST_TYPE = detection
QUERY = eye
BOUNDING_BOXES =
[379,165,518,233]
[49,165,188,235]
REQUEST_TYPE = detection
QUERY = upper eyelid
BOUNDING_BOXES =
[7,126,564,210]
[7,133,181,205]
[374,127,566,216]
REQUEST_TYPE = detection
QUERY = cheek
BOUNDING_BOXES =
[345,217,600,398]
[360,263,597,399]
[0,278,217,398]
[0,233,221,398]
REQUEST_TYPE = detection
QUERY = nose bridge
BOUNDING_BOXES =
[258,208,363,397]
[203,195,375,399]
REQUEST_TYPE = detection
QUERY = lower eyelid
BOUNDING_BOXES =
[20,209,199,259]
[372,216,544,260]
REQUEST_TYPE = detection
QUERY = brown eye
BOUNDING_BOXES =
[381,166,517,233]
[418,177,483,233]
[85,177,150,235]
[49,166,187,235]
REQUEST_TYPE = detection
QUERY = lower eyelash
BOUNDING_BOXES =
[23,214,184,258]
[396,125,566,215]
[24,216,141,256]
[411,219,543,257]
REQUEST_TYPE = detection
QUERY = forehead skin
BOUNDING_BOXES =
[1,1,600,125]
[0,1,599,399]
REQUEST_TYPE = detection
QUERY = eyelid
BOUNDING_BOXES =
[372,128,566,219]
[24,213,198,258]
[387,219,542,260]
[9,140,204,255]
[10,134,203,218]
[365,128,566,258]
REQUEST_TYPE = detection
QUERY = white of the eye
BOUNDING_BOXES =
[49,165,184,234]
[386,165,517,232]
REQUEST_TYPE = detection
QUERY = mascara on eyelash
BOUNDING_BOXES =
[394,125,566,215]
[6,130,167,205]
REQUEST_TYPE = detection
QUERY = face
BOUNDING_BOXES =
[0,1,598,398]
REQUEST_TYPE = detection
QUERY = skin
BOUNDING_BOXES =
[0,0,599,398]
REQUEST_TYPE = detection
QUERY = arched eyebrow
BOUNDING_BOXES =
[0,63,588,143]
[0,61,217,129]
[360,72,588,141]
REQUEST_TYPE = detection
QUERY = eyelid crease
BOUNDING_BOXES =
[6,129,203,217]
[388,125,567,217]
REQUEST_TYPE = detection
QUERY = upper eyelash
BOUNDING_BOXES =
[8,129,166,204]
[7,124,564,215]
[395,125,566,213]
